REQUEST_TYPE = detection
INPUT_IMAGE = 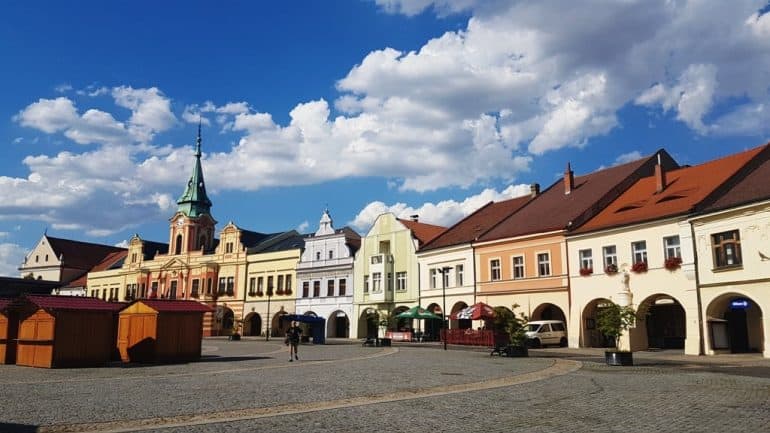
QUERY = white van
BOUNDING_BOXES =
[524,320,567,347]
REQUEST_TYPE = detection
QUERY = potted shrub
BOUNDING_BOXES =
[229,321,242,341]
[664,256,682,271]
[631,261,648,273]
[596,302,636,366]
[604,263,618,275]
[579,267,593,276]
[491,304,529,357]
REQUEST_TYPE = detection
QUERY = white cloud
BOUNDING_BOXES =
[296,221,310,233]
[54,83,72,93]
[635,64,718,134]
[0,243,26,277]
[614,151,643,166]
[112,86,177,142]
[15,97,79,133]
[349,183,531,231]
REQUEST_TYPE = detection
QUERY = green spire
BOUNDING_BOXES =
[176,121,212,217]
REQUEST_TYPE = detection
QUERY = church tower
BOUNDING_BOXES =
[169,122,217,255]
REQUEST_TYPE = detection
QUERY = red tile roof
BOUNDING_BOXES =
[126,299,214,313]
[478,151,678,241]
[22,295,122,311]
[65,250,128,289]
[574,145,766,233]
[697,143,770,213]
[420,195,533,251]
[398,219,447,246]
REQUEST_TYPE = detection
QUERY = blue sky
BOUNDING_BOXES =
[1,0,770,276]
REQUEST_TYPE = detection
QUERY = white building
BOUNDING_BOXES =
[295,209,360,338]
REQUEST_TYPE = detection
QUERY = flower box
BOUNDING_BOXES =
[579,267,593,276]
[256,291,264,297]
[664,256,682,271]
[631,261,648,273]
[605,263,618,275]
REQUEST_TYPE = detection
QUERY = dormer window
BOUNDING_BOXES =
[316,251,321,260]
[329,250,334,259]
[225,242,234,253]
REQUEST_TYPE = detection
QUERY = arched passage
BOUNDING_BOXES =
[581,298,614,348]
[706,293,765,354]
[392,306,410,331]
[326,310,349,338]
[636,294,686,350]
[450,301,471,330]
[358,308,379,339]
[243,312,262,336]
[425,303,443,341]
[222,308,235,334]
[271,311,288,337]
[531,303,567,323]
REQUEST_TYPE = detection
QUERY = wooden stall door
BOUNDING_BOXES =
[0,314,7,364]
[17,310,55,368]
[118,313,157,363]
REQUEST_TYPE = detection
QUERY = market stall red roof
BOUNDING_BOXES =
[21,295,122,311]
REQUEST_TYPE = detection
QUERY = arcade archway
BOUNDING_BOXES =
[243,312,262,336]
[637,294,686,350]
[326,310,350,338]
[450,301,471,330]
[358,308,379,338]
[581,298,615,348]
[706,294,764,354]
[531,303,567,323]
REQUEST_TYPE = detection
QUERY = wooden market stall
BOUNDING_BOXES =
[0,298,18,364]
[15,295,121,368]
[117,299,212,363]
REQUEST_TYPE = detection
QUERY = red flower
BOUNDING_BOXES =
[664,256,682,271]
[631,261,648,273]
[579,267,593,276]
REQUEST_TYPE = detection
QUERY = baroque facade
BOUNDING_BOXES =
[295,209,360,338]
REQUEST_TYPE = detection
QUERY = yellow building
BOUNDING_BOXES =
[241,233,304,337]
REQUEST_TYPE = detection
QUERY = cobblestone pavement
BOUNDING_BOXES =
[1,339,768,433]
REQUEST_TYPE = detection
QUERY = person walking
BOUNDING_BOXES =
[285,321,302,362]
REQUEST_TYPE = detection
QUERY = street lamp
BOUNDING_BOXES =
[437,266,451,351]
[265,284,274,342]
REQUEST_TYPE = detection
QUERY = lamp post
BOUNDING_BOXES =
[437,266,451,351]
[265,284,273,342]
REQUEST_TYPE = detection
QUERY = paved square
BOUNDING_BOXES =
[0,339,768,432]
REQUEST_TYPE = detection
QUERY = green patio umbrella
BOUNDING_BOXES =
[396,306,442,320]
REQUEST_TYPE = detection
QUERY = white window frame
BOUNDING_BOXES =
[372,272,382,293]
[455,265,464,286]
[512,255,525,279]
[579,249,593,270]
[632,241,648,264]
[603,245,617,267]
[663,235,681,259]
[537,252,551,277]
[490,258,501,281]
[396,272,407,291]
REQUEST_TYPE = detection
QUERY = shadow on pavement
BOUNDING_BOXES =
[0,422,38,433]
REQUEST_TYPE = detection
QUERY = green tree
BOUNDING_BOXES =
[492,304,529,346]
[596,302,636,351]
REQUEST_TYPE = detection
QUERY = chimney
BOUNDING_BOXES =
[530,183,540,197]
[655,153,667,193]
[410,214,419,222]
[564,162,575,195]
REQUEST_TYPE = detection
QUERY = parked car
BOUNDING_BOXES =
[524,320,567,348]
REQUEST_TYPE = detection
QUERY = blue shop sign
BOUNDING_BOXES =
[730,299,749,310]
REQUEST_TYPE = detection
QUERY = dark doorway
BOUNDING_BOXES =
[222,309,234,332]
[249,315,261,336]
[335,315,349,338]
[646,302,686,349]
[726,309,749,353]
